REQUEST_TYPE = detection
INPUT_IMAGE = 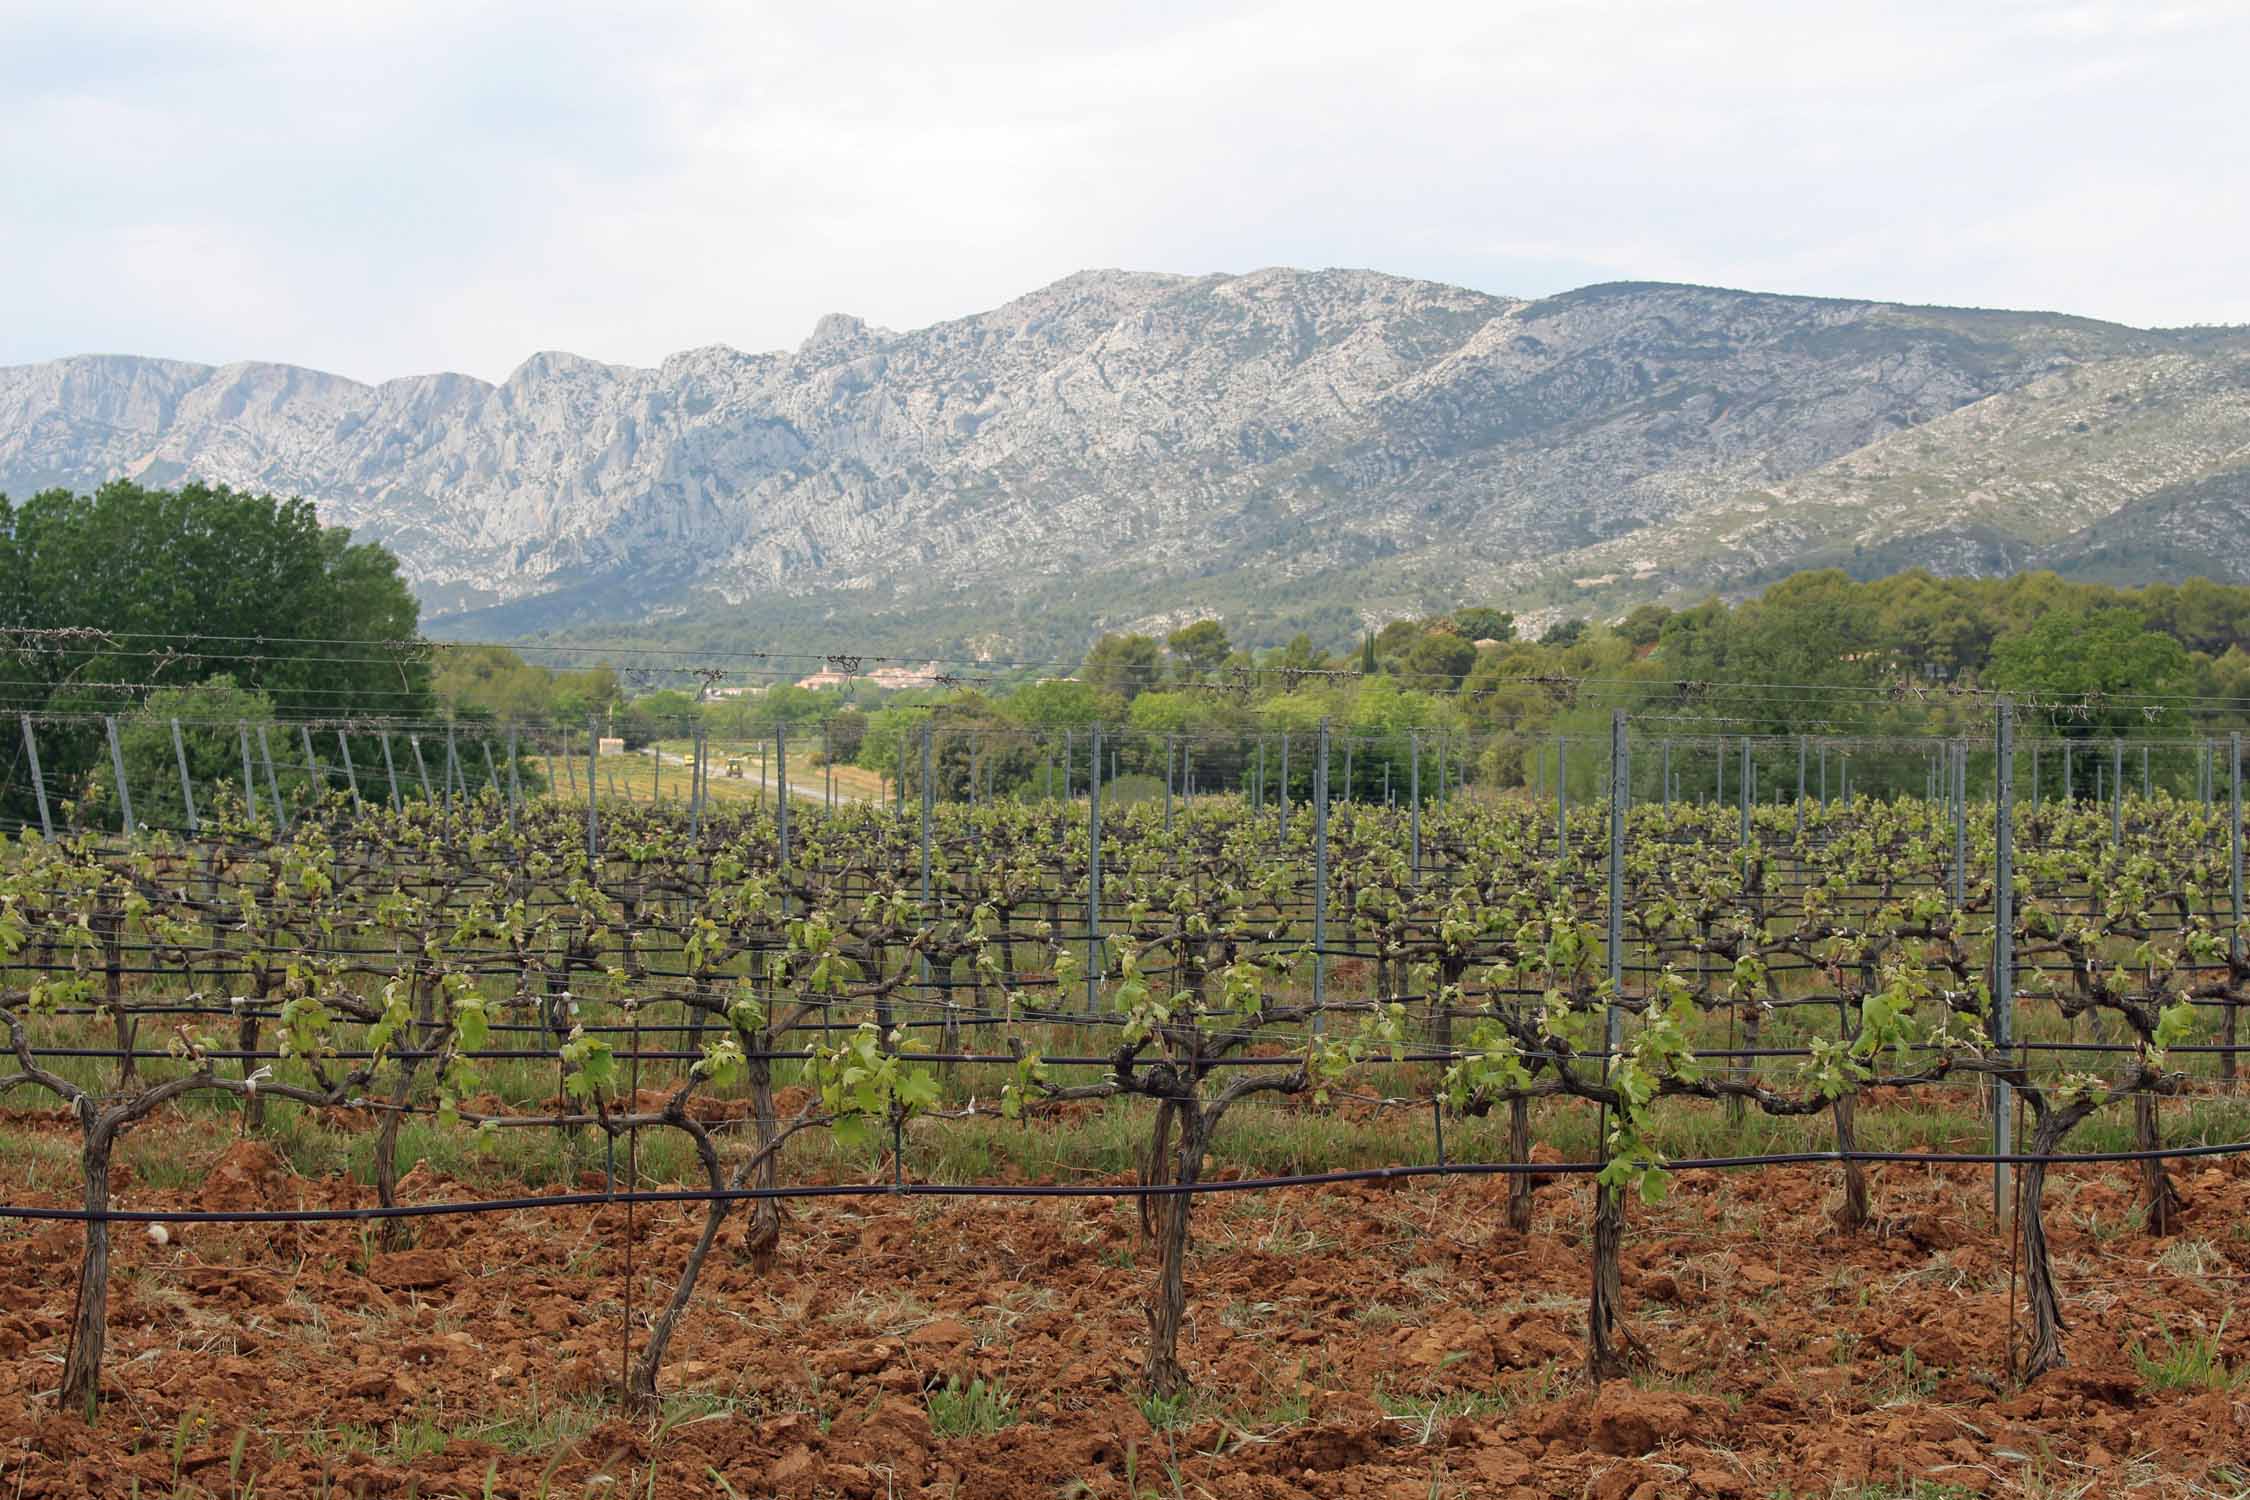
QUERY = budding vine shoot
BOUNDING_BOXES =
[3,707,2249,1496]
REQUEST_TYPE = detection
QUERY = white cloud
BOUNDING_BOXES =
[2,0,2244,380]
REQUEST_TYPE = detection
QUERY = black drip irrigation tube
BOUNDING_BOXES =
[5,1136,2247,1226]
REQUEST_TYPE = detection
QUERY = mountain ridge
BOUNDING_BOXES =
[6,268,2249,653]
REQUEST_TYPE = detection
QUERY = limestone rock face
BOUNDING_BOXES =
[5,268,2246,639]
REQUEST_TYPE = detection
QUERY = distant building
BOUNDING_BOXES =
[865,661,942,691]
[794,669,854,690]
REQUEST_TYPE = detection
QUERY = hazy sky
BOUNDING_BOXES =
[5,0,2244,382]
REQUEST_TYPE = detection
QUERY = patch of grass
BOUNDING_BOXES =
[2128,1312,2241,1393]
[1374,1386,1511,1444]
[1865,1346,1942,1404]
[1353,1301,1406,1329]
[458,1391,608,1454]
[1137,1390,1193,1432]
[0,1126,78,1191]
[2154,1238,2227,1279]
[1216,1389,1309,1436]
[925,1376,1017,1438]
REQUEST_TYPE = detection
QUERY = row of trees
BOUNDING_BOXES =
[830,570,2250,800]
[14,480,2250,822]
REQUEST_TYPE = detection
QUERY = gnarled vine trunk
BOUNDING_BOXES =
[374,972,430,1251]
[1506,1096,1534,1233]
[741,1051,782,1269]
[237,1007,266,1132]
[1830,1094,1869,1231]
[1144,1101,1206,1398]
[629,1120,727,1411]
[60,1125,115,1421]
[2018,1105,2090,1381]
[1586,1180,1639,1381]
[2133,1088,2181,1237]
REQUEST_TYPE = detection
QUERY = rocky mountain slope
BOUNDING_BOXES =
[5,270,2247,650]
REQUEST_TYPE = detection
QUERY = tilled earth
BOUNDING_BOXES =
[2,1118,2247,1498]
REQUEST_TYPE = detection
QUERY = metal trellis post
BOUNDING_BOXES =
[379,732,400,812]
[1738,735,1751,880]
[303,725,324,807]
[337,730,361,808]
[919,722,935,993]
[1556,737,1568,862]
[1607,710,1628,1058]
[2230,733,2243,1087]
[1279,732,1290,842]
[243,724,262,823]
[105,716,135,837]
[171,719,198,833]
[1952,741,1967,910]
[1409,731,1421,883]
[1165,733,1175,833]
[776,724,790,873]
[258,726,287,833]
[586,715,600,862]
[690,723,704,840]
[2112,738,2124,846]
[20,715,52,837]
[1994,698,2016,1226]
[1087,722,1103,1012]
[1313,721,1329,1022]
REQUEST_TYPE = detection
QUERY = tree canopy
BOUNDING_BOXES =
[2,480,430,719]
[2,480,440,827]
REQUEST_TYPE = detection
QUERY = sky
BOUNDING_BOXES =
[4,0,2245,383]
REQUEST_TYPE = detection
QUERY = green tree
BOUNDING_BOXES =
[0,480,427,714]
[1658,572,1883,734]
[616,689,702,748]
[1007,679,1113,728]
[1264,633,1326,674]
[2,480,432,827]
[1399,631,1478,690]
[434,644,558,720]
[1373,618,1426,662]
[548,666,622,724]
[1081,633,1162,701]
[1988,607,2191,738]
[824,708,869,765]
[85,677,283,830]
[1452,607,1514,643]
[1616,604,1671,649]
[1166,620,1231,680]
